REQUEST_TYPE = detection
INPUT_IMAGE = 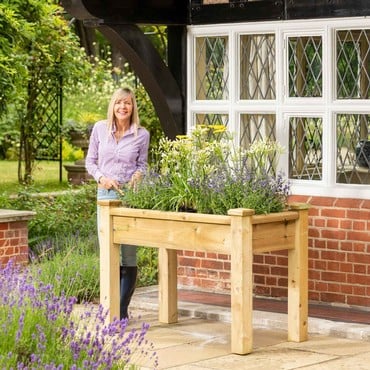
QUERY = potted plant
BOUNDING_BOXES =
[98,125,309,355]
[65,112,102,151]
[123,124,290,215]
[63,112,102,184]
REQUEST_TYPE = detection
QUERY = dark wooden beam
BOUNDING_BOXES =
[190,0,370,25]
[286,0,370,20]
[67,0,188,25]
[190,1,284,24]
[63,0,370,26]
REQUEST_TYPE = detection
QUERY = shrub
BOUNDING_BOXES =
[0,182,158,292]
[62,139,84,162]
[0,183,97,250]
[30,236,100,303]
[123,125,290,215]
[0,260,158,369]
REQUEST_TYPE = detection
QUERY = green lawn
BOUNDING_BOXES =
[0,160,74,194]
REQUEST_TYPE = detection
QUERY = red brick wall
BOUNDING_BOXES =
[177,195,370,309]
[0,221,29,266]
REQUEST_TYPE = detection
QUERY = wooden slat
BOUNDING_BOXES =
[252,221,296,253]
[111,207,231,224]
[113,216,230,253]
[251,211,299,225]
[112,214,297,254]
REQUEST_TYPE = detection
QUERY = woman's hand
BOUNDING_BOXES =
[128,171,142,190]
[99,176,120,190]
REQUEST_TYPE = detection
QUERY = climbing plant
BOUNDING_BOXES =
[0,0,91,183]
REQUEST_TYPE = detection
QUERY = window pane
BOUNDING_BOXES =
[336,113,370,184]
[240,113,276,144]
[195,36,229,100]
[337,29,370,99]
[240,114,277,174]
[240,34,276,99]
[195,113,229,127]
[289,117,323,180]
[288,36,322,97]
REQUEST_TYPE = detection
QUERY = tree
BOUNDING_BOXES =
[0,0,91,183]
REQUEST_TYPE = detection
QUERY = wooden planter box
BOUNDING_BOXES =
[98,200,309,355]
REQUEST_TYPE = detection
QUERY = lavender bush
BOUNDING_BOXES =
[123,125,290,215]
[0,260,158,369]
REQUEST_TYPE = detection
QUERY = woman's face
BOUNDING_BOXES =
[114,94,133,123]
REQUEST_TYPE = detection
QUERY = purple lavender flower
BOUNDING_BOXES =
[0,260,158,369]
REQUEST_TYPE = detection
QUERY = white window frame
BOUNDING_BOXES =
[187,17,370,200]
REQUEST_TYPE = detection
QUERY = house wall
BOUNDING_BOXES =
[177,195,370,309]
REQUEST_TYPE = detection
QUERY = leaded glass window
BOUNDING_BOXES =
[195,113,229,127]
[337,29,370,99]
[288,36,322,98]
[189,20,370,199]
[240,114,275,145]
[195,36,229,100]
[336,114,370,184]
[289,117,323,180]
[240,34,276,100]
[240,114,277,174]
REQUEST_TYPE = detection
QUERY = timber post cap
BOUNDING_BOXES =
[287,202,310,210]
[97,199,122,207]
[227,208,255,216]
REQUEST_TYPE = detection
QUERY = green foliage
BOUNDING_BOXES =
[0,0,93,182]
[137,247,158,287]
[62,139,84,161]
[30,236,100,303]
[0,3,165,177]
[136,84,165,155]
[0,160,72,194]
[123,125,290,215]
[30,235,158,302]
[0,183,98,248]
[0,177,158,291]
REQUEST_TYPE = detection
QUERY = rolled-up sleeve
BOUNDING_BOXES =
[86,121,104,182]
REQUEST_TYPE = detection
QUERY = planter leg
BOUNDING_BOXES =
[98,200,122,322]
[288,204,309,342]
[158,248,178,323]
[229,208,255,355]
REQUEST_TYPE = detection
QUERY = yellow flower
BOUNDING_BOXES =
[209,124,226,132]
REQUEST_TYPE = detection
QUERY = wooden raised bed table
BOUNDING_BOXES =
[98,200,309,355]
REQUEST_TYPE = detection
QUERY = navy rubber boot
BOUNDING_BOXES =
[120,266,138,320]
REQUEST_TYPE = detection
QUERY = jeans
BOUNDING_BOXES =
[97,188,137,266]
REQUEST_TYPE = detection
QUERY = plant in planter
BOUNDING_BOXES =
[122,124,290,215]
[65,112,102,147]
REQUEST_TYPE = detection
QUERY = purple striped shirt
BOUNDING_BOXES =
[86,120,150,184]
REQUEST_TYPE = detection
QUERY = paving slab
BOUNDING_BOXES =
[129,286,370,369]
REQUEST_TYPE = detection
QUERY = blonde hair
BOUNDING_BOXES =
[106,87,140,136]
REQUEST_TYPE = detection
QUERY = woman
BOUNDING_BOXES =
[86,87,150,320]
